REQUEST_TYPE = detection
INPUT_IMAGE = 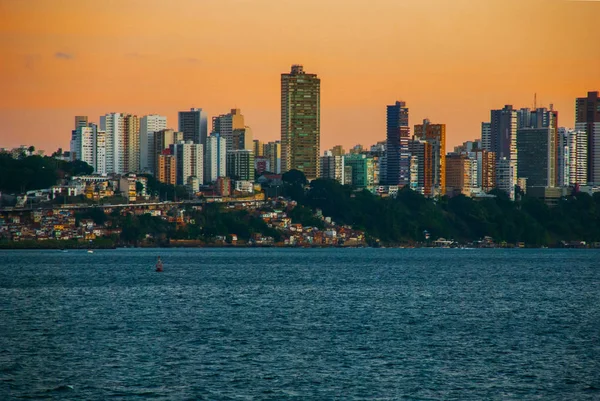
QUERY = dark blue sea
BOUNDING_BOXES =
[1,248,599,400]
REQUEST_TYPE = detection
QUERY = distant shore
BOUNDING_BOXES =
[1,240,598,250]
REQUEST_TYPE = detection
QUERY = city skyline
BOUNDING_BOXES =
[1,0,599,153]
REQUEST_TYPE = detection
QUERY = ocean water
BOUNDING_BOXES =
[1,248,599,400]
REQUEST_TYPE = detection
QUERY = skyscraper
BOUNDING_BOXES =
[414,118,446,195]
[558,127,588,186]
[231,127,253,151]
[140,115,167,174]
[345,154,375,189]
[74,116,88,130]
[320,151,345,184]
[69,125,95,168]
[281,65,320,180]
[178,108,208,146]
[408,139,433,196]
[386,101,410,186]
[445,153,477,197]
[170,141,203,187]
[123,114,140,173]
[226,150,254,181]
[100,113,125,174]
[253,140,264,157]
[264,141,282,174]
[575,91,600,184]
[516,107,558,189]
[516,127,556,188]
[153,129,183,175]
[157,149,177,186]
[490,105,518,192]
[481,122,492,152]
[213,109,246,151]
[204,133,227,184]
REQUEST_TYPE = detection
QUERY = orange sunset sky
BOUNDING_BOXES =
[1,0,599,154]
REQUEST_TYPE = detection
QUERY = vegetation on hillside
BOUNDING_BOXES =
[282,171,600,246]
[0,153,93,193]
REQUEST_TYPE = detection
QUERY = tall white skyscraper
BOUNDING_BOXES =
[95,130,106,175]
[559,127,588,186]
[100,113,124,174]
[140,115,167,174]
[70,125,96,168]
[204,133,227,184]
[100,113,139,174]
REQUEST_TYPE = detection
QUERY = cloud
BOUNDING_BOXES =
[55,52,74,60]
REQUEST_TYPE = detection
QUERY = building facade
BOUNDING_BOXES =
[140,114,167,174]
[517,127,556,188]
[386,101,410,186]
[204,133,227,184]
[170,141,203,187]
[320,151,345,184]
[178,108,208,146]
[408,139,433,196]
[281,65,320,180]
[575,91,600,184]
[413,118,446,195]
[226,150,254,181]
[213,109,246,152]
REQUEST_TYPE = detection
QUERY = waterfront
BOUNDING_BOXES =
[1,248,599,400]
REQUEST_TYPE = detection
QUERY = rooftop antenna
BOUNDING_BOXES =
[534,93,537,109]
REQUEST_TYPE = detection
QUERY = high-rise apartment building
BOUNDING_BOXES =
[123,114,140,173]
[70,125,96,168]
[496,157,515,200]
[345,154,375,189]
[153,129,183,175]
[386,101,410,186]
[264,141,282,174]
[95,130,106,175]
[517,107,559,185]
[213,109,245,152]
[140,115,167,174]
[157,149,177,186]
[414,118,446,195]
[558,128,588,186]
[281,65,320,180]
[75,116,88,130]
[204,133,227,184]
[178,108,208,146]
[170,141,203,188]
[226,150,254,181]
[320,151,345,184]
[253,140,264,157]
[99,113,139,174]
[481,122,492,152]
[330,145,345,157]
[231,127,253,151]
[100,113,125,174]
[516,127,556,188]
[575,91,600,184]
[490,105,518,191]
[408,139,433,196]
[446,153,476,197]
[474,150,496,192]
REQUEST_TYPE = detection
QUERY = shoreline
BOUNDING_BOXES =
[0,241,597,250]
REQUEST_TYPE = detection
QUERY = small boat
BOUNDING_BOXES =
[155,257,164,272]
[87,250,94,254]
